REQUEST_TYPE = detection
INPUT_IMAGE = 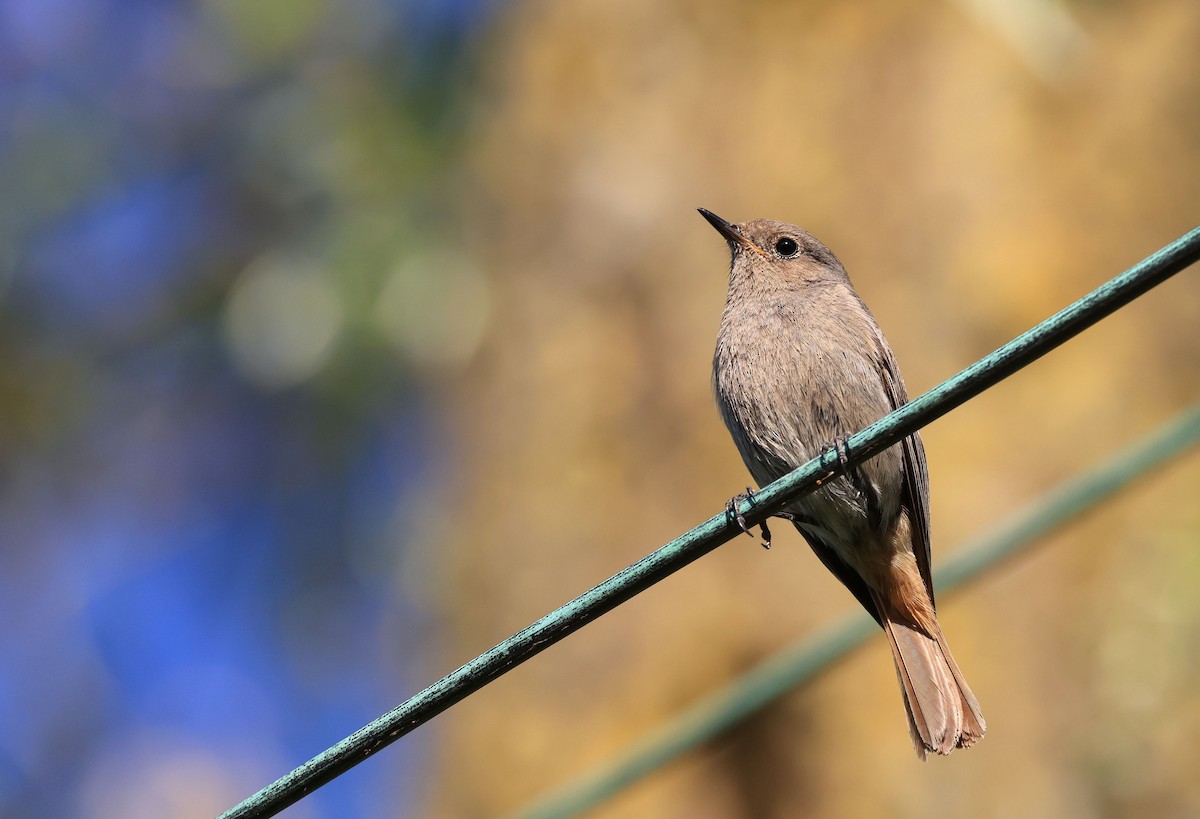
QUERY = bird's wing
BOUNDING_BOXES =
[874,336,936,606]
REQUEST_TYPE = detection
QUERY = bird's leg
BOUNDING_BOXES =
[725,486,773,549]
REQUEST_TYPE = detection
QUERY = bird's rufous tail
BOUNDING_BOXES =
[870,588,986,759]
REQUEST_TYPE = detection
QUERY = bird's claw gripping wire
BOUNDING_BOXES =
[832,435,850,468]
[815,435,852,486]
[724,487,755,535]
[819,435,884,526]
[725,486,773,549]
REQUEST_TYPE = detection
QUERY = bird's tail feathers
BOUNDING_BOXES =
[871,589,986,759]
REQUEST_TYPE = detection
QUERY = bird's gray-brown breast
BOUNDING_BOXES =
[713,280,905,543]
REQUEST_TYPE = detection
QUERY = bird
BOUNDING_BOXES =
[700,208,985,758]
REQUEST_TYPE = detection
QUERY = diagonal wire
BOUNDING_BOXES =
[218,226,1200,819]
[511,402,1200,819]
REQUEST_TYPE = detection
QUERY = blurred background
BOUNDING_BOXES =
[1,0,1198,817]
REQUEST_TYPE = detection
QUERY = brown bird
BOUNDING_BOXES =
[700,208,985,758]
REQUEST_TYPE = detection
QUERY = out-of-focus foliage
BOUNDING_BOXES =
[3,0,1199,817]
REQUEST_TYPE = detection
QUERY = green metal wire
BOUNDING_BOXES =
[218,226,1200,819]
[511,402,1200,819]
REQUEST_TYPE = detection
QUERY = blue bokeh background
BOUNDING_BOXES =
[0,0,495,814]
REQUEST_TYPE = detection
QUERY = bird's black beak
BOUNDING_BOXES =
[698,208,767,259]
[697,208,742,245]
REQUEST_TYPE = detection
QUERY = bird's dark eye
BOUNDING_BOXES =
[775,237,799,257]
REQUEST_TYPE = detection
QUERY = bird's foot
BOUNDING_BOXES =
[814,436,851,486]
[821,435,884,526]
[725,487,756,536]
[758,517,772,549]
[831,435,850,468]
[725,487,773,549]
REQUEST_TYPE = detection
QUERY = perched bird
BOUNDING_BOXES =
[701,208,985,758]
